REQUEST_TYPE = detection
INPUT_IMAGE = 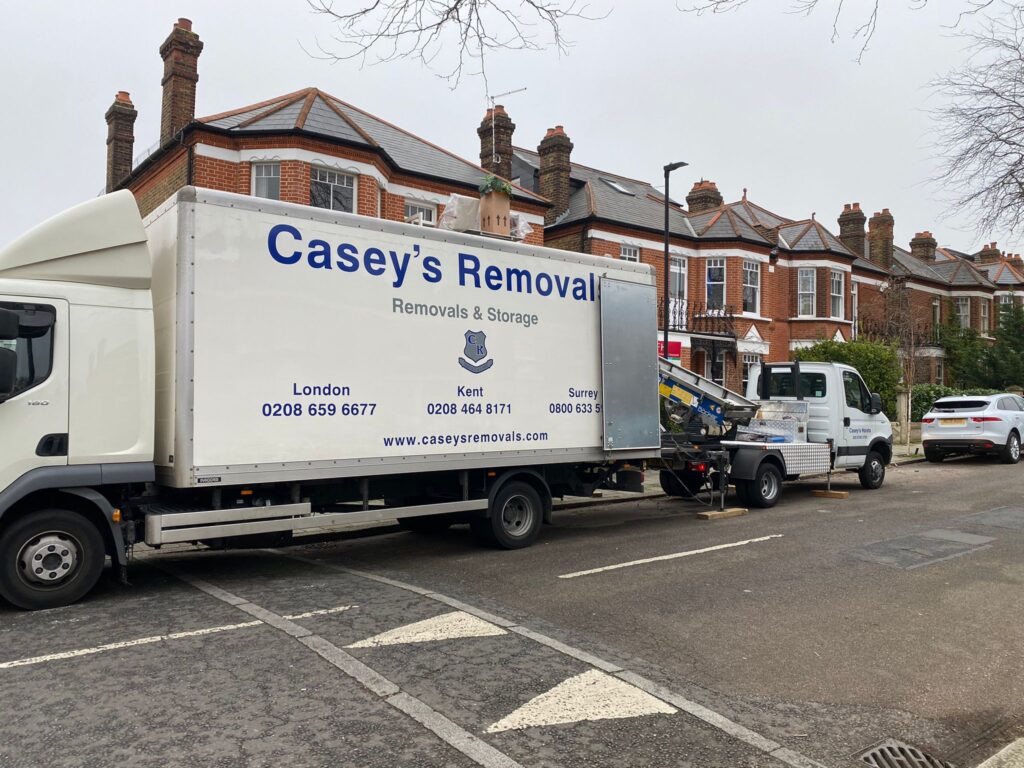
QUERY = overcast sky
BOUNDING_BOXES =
[2,1,1009,253]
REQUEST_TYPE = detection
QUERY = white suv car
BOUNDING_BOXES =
[921,394,1024,464]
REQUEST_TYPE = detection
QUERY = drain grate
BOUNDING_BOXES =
[859,739,956,768]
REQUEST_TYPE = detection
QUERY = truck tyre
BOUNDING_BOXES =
[659,470,704,498]
[1001,431,1021,464]
[746,463,782,508]
[858,451,886,489]
[0,509,106,611]
[398,515,453,534]
[924,447,944,463]
[472,481,542,549]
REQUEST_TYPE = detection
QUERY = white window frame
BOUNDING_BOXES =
[742,353,761,393]
[310,166,356,213]
[706,258,726,311]
[620,244,640,263]
[830,270,844,319]
[932,297,941,329]
[742,260,760,315]
[980,299,990,334]
[935,357,944,384]
[851,282,859,339]
[798,268,816,317]
[955,297,970,329]
[252,162,281,200]
[404,201,437,226]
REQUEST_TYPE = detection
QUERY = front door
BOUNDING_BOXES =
[0,297,69,494]
[837,368,873,468]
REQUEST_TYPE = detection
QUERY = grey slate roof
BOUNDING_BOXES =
[890,245,995,288]
[512,146,700,238]
[199,89,546,204]
[977,260,1024,285]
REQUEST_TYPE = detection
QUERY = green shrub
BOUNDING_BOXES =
[911,384,1000,421]
[793,339,902,417]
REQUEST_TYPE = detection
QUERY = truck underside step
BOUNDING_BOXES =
[143,499,488,546]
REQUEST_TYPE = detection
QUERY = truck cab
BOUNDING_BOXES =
[747,360,893,477]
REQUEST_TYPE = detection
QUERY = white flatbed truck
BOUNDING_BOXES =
[0,188,660,609]
[656,358,893,507]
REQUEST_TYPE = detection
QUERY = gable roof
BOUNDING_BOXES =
[198,88,546,204]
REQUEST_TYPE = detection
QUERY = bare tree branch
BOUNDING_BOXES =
[679,0,1000,61]
[305,0,603,87]
[932,2,1024,235]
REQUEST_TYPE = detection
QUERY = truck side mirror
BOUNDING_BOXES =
[869,393,882,415]
[0,347,17,402]
[0,308,18,341]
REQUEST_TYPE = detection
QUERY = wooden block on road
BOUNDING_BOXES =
[697,507,748,520]
[811,490,849,499]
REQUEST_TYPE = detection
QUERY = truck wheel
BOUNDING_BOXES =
[747,463,782,508]
[858,451,886,489]
[924,447,944,463]
[472,481,542,549]
[733,481,750,506]
[0,510,105,610]
[1001,432,1021,464]
[659,470,704,498]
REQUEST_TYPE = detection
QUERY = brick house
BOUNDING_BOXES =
[476,111,879,392]
[104,19,548,242]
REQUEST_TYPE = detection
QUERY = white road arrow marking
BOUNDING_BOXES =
[346,610,507,649]
[485,670,676,733]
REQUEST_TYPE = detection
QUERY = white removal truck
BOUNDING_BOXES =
[0,187,660,609]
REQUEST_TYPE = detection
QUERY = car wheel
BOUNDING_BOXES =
[0,509,106,611]
[746,463,782,509]
[471,481,543,549]
[1001,432,1021,464]
[858,451,886,490]
[924,447,943,463]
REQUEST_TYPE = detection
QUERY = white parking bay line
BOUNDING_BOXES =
[557,535,785,579]
[0,604,356,670]
[0,621,262,669]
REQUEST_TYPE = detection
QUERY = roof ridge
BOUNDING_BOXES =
[318,92,380,148]
[235,91,309,129]
[197,87,312,123]
[324,92,546,203]
[789,221,813,247]
[511,145,654,186]
[295,89,318,130]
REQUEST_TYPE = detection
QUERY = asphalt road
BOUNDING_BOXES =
[2,458,1023,768]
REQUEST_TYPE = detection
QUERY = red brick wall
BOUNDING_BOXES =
[280,160,311,205]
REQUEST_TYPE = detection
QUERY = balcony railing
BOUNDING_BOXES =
[659,298,737,337]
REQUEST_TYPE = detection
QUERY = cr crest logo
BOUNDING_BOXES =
[459,330,493,374]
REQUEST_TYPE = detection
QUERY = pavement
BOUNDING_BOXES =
[2,456,1023,767]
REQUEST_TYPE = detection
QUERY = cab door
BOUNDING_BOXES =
[0,298,69,494]
[837,368,874,468]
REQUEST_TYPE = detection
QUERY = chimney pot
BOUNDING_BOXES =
[477,104,516,180]
[538,125,574,225]
[105,90,138,193]
[159,18,203,146]
[685,180,723,213]
[910,229,937,262]
[852,202,861,211]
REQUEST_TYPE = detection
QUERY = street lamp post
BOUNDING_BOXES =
[663,161,688,359]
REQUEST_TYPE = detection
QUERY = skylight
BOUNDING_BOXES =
[600,177,635,196]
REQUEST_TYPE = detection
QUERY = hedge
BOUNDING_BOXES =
[910,384,1000,421]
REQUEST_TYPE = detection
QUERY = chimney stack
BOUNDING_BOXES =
[909,231,937,262]
[478,105,515,181]
[976,242,1002,264]
[159,18,203,147]
[867,208,895,270]
[105,91,137,193]
[837,203,867,257]
[685,180,723,214]
[538,125,573,225]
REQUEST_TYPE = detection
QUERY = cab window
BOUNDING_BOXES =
[842,370,871,413]
[0,302,56,398]
[764,371,827,398]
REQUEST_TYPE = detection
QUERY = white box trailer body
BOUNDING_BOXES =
[0,187,661,610]
[146,189,659,486]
